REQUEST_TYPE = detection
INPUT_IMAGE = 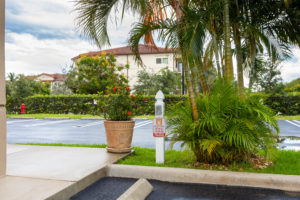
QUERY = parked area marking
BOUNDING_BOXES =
[24,120,75,127]
[7,119,40,124]
[286,120,300,128]
[76,121,104,128]
[134,121,152,129]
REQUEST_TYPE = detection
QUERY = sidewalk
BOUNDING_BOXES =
[0,144,128,200]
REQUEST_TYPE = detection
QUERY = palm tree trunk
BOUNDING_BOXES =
[183,58,199,120]
[223,0,234,82]
[248,38,256,91]
[233,24,244,97]
[195,58,210,94]
[171,0,199,120]
[212,33,222,79]
[189,58,201,95]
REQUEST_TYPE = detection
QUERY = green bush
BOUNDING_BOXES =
[6,93,299,116]
[265,95,300,115]
[6,94,187,115]
[167,81,279,164]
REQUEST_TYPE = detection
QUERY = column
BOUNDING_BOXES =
[0,0,6,177]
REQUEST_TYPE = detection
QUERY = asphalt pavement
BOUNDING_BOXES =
[6,119,300,150]
[71,177,300,200]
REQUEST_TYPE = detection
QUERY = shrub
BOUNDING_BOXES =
[6,94,187,115]
[6,93,299,116]
[104,86,133,121]
[167,81,279,164]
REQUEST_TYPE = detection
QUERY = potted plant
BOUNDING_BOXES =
[103,86,134,153]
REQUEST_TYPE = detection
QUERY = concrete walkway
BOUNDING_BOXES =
[0,144,128,200]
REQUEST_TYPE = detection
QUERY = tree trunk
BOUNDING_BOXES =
[189,57,201,95]
[183,58,199,120]
[233,24,244,97]
[212,33,222,79]
[195,57,210,94]
[171,0,199,120]
[223,0,234,82]
[248,38,256,91]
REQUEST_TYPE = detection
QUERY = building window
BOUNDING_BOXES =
[156,58,168,64]
[156,58,162,64]
[163,58,168,64]
[177,62,183,73]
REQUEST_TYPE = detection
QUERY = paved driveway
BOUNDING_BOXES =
[6,119,300,150]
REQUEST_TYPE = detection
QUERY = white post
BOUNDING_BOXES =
[0,0,6,177]
[153,90,165,164]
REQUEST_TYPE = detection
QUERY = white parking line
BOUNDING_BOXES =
[135,121,151,126]
[24,120,75,127]
[286,120,300,128]
[292,120,300,125]
[7,119,40,124]
[134,121,152,129]
[76,121,104,128]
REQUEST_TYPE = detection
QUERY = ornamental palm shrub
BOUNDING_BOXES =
[167,80,279,164]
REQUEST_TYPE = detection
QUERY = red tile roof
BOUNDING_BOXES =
[37,73,66,82]
[72,44,175,61]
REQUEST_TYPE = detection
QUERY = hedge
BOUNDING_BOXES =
[6,94,300,116]
[6,94,188,116]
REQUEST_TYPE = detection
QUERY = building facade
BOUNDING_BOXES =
[72,45,182,88]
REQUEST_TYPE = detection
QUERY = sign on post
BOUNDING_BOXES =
[153,118,166,137]
[153,90,165,164]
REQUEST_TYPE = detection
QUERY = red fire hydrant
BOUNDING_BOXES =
[20,103,26,114]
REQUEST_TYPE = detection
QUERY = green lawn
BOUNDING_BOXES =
[7,113,155,120]
[275,115,300,120]
[8,113,299,121]
[118,147,300,175]
[17,143,300,175]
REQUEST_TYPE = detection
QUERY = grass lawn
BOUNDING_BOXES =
[17,143,300,175]
[7,113,155,120]
[118,147,300,175]
[275,115,300,120]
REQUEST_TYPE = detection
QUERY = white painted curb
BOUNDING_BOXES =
[107,164,300,192]
[117,178,153,200]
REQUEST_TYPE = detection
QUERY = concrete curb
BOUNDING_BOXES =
[107,164,300,192]
[117,178,153,200]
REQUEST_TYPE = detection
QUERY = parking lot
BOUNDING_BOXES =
[6,119,300,150]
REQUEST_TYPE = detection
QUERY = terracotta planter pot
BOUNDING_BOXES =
[104,120,135,153]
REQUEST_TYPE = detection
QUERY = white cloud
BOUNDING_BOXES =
[5,32,98,75]
[5,0,300,82]
[280,48,300,83]
[6,0,75,31]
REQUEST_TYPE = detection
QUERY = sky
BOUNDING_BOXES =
[4,0,300,83]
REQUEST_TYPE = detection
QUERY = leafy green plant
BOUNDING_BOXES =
[167,80,279,164]
[103,86,133,121]
[65,53,129,94]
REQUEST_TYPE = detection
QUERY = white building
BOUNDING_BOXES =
[72,44,182,88]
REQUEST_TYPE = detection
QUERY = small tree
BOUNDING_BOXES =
[50,83,73,95]
[252,58,284,94]
[6,74,50,99]
[65,53,129,94]
[133,68,181,95]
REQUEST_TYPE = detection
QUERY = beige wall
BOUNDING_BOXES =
[0,0,6,177]
[116,53,178,88]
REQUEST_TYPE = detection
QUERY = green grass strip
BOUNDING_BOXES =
[7,113,155,120]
